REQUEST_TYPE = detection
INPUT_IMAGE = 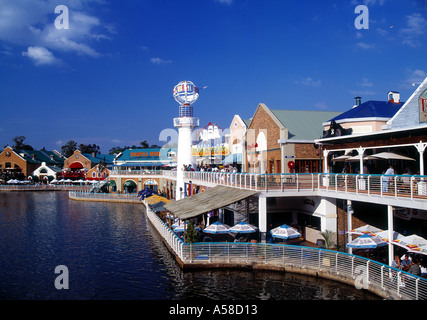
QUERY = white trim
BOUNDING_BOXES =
[315,123,427,144]
[387,77,427,125]
[322,117,391,126]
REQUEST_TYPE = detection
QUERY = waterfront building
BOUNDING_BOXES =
[244,103,341,174]
[315,77,427,262]
[0,146,64,182]
[113,147,176,169]
[109,147,177,195]
[60,150,115,180]
[192,122,229,168]
[225,115,251,170]
[86,163,110,181]
[32,161,62,183]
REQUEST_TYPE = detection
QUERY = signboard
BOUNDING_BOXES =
[420,88,427,123]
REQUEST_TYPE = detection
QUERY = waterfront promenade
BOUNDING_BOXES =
[67,189,427,300]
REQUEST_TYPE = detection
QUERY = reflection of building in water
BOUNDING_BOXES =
[192,122,229,167]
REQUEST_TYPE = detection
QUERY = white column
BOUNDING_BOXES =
[415,142,427,175]
[323,149,329,173]
[347,200,353,254]
[258,196,267,242]
[388,205,394,266]
[357,146,366,173]
[176,126,194,200]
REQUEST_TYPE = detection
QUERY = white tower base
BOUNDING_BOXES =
[174,117,199,200]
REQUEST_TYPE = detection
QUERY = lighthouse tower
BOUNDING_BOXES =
[173,80,200,200]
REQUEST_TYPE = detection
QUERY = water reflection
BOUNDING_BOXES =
[0,192,379,300]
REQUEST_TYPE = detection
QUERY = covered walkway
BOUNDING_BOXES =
[164,185,258,220]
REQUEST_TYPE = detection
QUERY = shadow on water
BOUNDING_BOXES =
[0,192,379,300]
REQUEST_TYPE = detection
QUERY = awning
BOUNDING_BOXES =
[113,162,172,167]
[163,185,258,220]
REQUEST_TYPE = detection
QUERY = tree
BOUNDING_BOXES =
[140,140,149,148]
[109,146,125,155]
[79,143,100,155]
[12,136,33,150]
[320,230,336,249]
[184,221,199,243]
[61,140,78,158]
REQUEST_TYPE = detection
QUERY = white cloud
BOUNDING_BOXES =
[297,77,321,87]
[22,46,61,65]
[0,0,112,62]
[214,0,233,5]
[400,13,427,48]
[150,57,172,65]
[405,69,427,87]
[357,78,374,87]
[356,42,375,50]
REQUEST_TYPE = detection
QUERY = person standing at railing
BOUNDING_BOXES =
[383,165,394,192]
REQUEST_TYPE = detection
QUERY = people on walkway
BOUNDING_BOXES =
[382,165,394,192]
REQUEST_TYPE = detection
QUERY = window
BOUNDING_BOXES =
[92,172,96,177]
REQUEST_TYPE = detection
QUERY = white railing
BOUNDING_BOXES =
[110,170,177,178]
[145,202,184,259]
[0,185,91,191]
[185,172,427,201]
[69,191,140,202]
[143,204,427,300]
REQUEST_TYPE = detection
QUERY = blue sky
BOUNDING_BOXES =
[0,0,426,153]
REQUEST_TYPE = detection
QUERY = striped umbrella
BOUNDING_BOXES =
[203,221,230,234]
[229,222,258,234]
[270,224,301,240]
[346,234,387,249]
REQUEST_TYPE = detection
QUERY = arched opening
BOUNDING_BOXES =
[123,180,137,193]
[144,179,158,192]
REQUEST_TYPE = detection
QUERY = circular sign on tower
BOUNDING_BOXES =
[173,80,199,105]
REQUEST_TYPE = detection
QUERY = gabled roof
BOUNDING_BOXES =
[270,109,342,141]
[82,153,116,164]
[328,100,403,123]
[15,149,64,165]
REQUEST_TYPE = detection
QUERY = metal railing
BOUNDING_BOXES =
[110,170,177,178]
[0,185,91,192]
[144,204,427,300]
[184,171,427,200]
[69,191,141,202]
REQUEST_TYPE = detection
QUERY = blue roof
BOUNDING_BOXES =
[82,153,116,164]
[330,100,403,122]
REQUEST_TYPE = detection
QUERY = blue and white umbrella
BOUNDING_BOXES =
[346,234,387,249]
[270,224,301,240]
[203,221,230,234]
[229,222,258,234]
[174,223,201,233]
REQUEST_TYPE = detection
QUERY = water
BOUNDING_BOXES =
[0,192,379,300]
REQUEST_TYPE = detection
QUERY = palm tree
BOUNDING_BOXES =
[320,230,336,249]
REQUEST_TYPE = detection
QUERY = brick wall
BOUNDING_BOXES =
[0,147,30,177]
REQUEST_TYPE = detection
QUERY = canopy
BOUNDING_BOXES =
[145,195,171,206]
[332,155,351,162]
[347,224,383,235]
[370,230,405,243]
[203,221,230,234]
[393,234,427,251]
[163,186,258,220]
[229,222,258,234]
[372,152,415,161]
[346,155,378,161]
[270,224,301,240]
[347,234,387,249]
